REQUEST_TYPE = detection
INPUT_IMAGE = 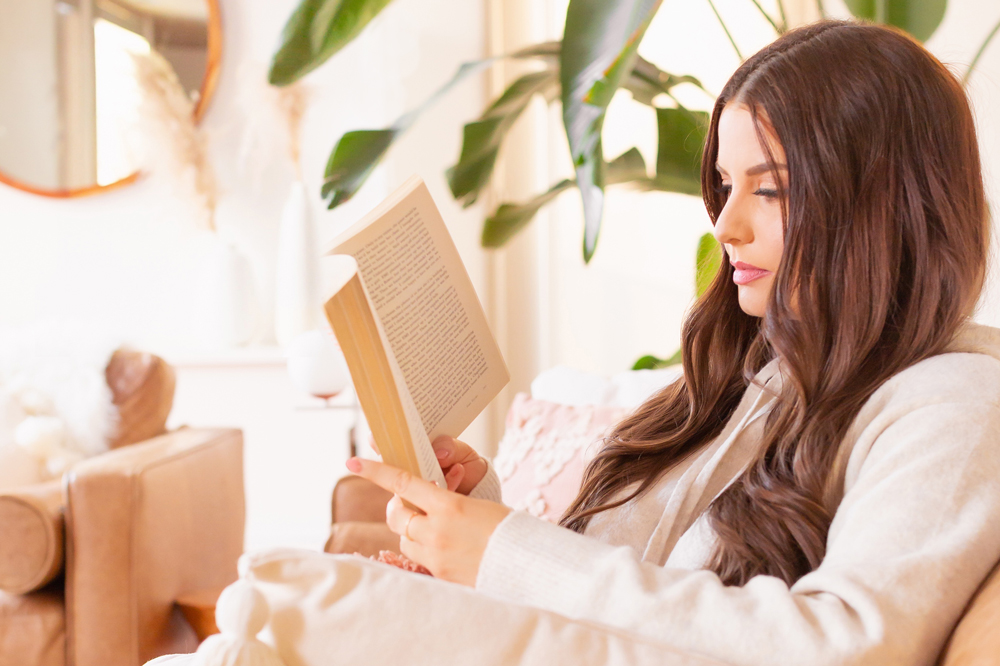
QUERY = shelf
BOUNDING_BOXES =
[156,345,288,368]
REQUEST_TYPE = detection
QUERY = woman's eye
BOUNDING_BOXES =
[715,183,732,198]
[753,187,779,200]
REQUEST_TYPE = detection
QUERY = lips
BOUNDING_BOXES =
[732,261,772,286]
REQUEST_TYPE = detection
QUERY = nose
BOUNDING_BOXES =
[713,195,753,248]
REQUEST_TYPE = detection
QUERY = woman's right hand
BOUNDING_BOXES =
[431,436,488,496]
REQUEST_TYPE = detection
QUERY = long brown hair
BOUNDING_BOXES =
[561,20,989,587]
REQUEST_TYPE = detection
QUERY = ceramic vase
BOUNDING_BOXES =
[274,180,320,348]
[203,239,259,347]
[286,330,350,399]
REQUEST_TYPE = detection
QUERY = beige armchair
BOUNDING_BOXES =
[0,351,245,666]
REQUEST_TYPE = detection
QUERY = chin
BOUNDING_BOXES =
[737,287,768,318]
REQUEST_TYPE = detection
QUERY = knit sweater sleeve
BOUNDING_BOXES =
[467,458,502,503]
[476,395,1000,666]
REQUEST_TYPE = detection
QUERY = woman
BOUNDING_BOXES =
[348,19,1000,664]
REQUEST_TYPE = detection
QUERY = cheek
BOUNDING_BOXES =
[758,207,785,268]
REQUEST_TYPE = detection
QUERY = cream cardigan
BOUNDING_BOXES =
[473,321,1000,666]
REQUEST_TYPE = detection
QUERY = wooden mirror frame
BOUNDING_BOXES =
[0,0,223,199]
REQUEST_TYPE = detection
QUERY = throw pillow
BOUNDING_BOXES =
[494,393,630,522]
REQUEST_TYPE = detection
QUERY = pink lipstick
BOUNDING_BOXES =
[732,261,771,285]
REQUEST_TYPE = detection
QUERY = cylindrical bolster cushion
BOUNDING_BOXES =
[0,481,64,594]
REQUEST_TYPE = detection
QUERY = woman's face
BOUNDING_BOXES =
[713,103,787,318]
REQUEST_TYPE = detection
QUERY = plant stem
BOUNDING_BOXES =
[750,0,782,33]
[874,0,887,24]
[775,0,788,30]
[964,16,1000,87]
[707,0,744,61]
[815,0,826,19]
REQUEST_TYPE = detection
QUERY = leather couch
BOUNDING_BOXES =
[0,350,245,666]
[325,475,1000,666]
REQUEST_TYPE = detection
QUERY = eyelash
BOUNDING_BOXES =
[714,184,779,200]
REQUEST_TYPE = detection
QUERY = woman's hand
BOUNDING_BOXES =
[431,435,489,495]
[368,434,489,496]
[346,456,511,586]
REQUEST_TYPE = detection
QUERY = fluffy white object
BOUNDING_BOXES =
[0,323,121,487]
[191,580,286,666]
[15,416,66,457]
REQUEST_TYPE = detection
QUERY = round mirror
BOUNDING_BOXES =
[0,0,221,197]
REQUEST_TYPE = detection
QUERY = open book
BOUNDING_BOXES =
[323,176,509,489]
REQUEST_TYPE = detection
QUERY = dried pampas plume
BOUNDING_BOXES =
[131,50,217,231]
[278,83,309,176]
[237,64,311,182]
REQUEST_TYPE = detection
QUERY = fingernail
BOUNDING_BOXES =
[435,448,449,460]
[346,458,362,473]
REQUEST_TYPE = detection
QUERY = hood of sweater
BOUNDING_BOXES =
[948,320,1000,361]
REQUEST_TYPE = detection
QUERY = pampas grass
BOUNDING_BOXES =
[131,50,218,231]
[236,64,311,182]
[278,83,310,175]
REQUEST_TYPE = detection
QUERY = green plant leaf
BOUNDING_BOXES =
[631,349,682,370]
[321,58,503,207]
[653,106,709,196]
[270,0,395,86]
[447,69,560,208]
[623,55,705,107]
[561,0,663,263]
[481,179,575,248]
[843,0,946,42]
[321,129,399,208]
[481,147,648,248]
[447,46,702,209]
[695,232,723,297]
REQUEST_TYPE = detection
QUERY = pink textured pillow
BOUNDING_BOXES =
[495,393,630,522]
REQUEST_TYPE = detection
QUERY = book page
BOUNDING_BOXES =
[323,256,446,489]
[328,176,509,441]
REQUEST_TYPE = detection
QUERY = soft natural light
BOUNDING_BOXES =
[93,18,149,186]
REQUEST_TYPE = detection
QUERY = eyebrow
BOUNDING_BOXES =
[716,162,789,177]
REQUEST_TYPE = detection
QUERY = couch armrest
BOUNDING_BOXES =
[0,480,64,594]
[64,428,245,666]
[324,522,400,557]
[331,475,392,524]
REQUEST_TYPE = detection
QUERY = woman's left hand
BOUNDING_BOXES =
[346,456,511,587]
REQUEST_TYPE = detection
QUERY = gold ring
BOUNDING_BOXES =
[404,512,416,541]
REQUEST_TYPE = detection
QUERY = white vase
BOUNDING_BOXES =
[274,180,320,348]
[202,239,259,347]
[286,330,350,399]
